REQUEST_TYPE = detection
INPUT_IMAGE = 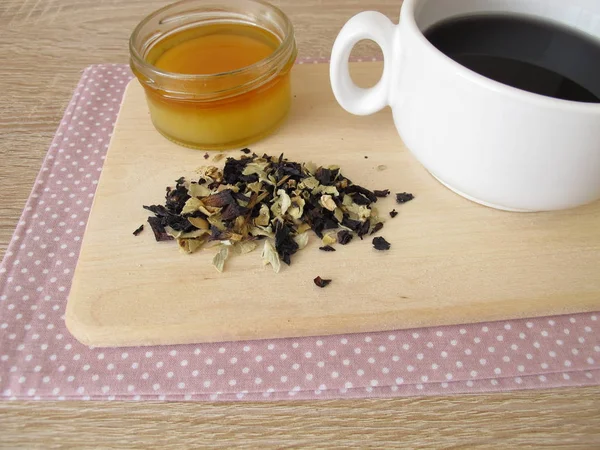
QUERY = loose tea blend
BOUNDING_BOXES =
[143,151,412,272]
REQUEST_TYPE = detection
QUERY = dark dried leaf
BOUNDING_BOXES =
[373,236,391,250]
[351,193,371,206]
[223,156,252,185]
[315,167,334,185]
[396,192,414,204]
[374,189,390,198]
[314,276,332,288]
[274,222,299,266]
[241,148,251,154]
[341,216,362,233]
[319,245,336,252]
[147,216,174,242]
[165,179,190,214]
[133,224,144,236]
[389,209,398,218]
[357,220,371,239]
[370,222,384,235]
[203,189,236,208]
[221,203,249,221]
[143,205,196,232]
[345,184,378,203]
[337,230,353,245]
[203,153,209,159]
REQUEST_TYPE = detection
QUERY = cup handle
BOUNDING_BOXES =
[330,11,397,116]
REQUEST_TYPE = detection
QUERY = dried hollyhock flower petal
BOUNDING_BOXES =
[372,236,391,250]
[314,276,332,288]
[345,184,377,203]
[133,224,144,236]
[241,148,252,154]
[370,222,384,235]
[337,230,353,245]
[203,189,236,208]
[319,245,336,252]
[374,189,390,198]
[396,192,414,204]
[147,216,173,242]
[389,209,398,218]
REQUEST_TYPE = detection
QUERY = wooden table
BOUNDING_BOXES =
[1,1,599,447]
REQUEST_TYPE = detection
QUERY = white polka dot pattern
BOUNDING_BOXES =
[0,62,599,401]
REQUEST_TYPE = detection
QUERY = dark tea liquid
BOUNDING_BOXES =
[424,14,600,103]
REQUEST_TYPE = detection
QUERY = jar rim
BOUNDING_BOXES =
[129,0,296,81]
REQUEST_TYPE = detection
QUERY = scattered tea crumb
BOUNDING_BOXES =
[319,245,336,252]
[203,153,209,159]
[373,236,391,250]
[377,165,387,171]
[370,222,384,235]
[389,209,398,218]
[240,148,251,154]
[314,276,332,288]
[337,230,353,245]
[396,192,414,204]
[374,189,390,198]
[364,156,368,159]
[212,153,225,162]
[132,224,144,236]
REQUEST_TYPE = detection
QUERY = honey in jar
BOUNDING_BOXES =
[129,0,297,150]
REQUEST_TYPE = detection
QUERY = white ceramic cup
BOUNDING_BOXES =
[330,0,600,211]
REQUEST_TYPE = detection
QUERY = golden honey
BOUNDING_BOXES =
[129,0,297,150]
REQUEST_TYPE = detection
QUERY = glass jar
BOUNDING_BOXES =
[129,0,297,150]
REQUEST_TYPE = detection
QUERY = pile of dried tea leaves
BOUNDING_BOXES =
[142,151,413,273]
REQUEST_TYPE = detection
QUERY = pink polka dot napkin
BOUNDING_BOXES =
[0,62,599,401]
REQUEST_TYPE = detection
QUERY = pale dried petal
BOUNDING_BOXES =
[187,183,212,198]
[313,185,340,196]
[178,237,205,254]
[294,232,309,250]
[212,245,229,272]
[261,239,281,273]
[181,197,204,215]
[233,241,258,255]
[178,229,210,239]
[333,207,344,223]
[187,216,210,229]
[277,189,292,215]
[301,176,320,190]
[255,204,270,227]
[304,161,317,175]
[322,232,337,246]
[320,194,337,211]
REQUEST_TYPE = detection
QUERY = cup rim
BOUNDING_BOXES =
[129,0,296,81]
[402,0,600,111]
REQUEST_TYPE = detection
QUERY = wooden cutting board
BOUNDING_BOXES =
[65,62,600,348]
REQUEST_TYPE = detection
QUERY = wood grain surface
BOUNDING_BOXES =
[67,64,600,348]
[1,0,599,448]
